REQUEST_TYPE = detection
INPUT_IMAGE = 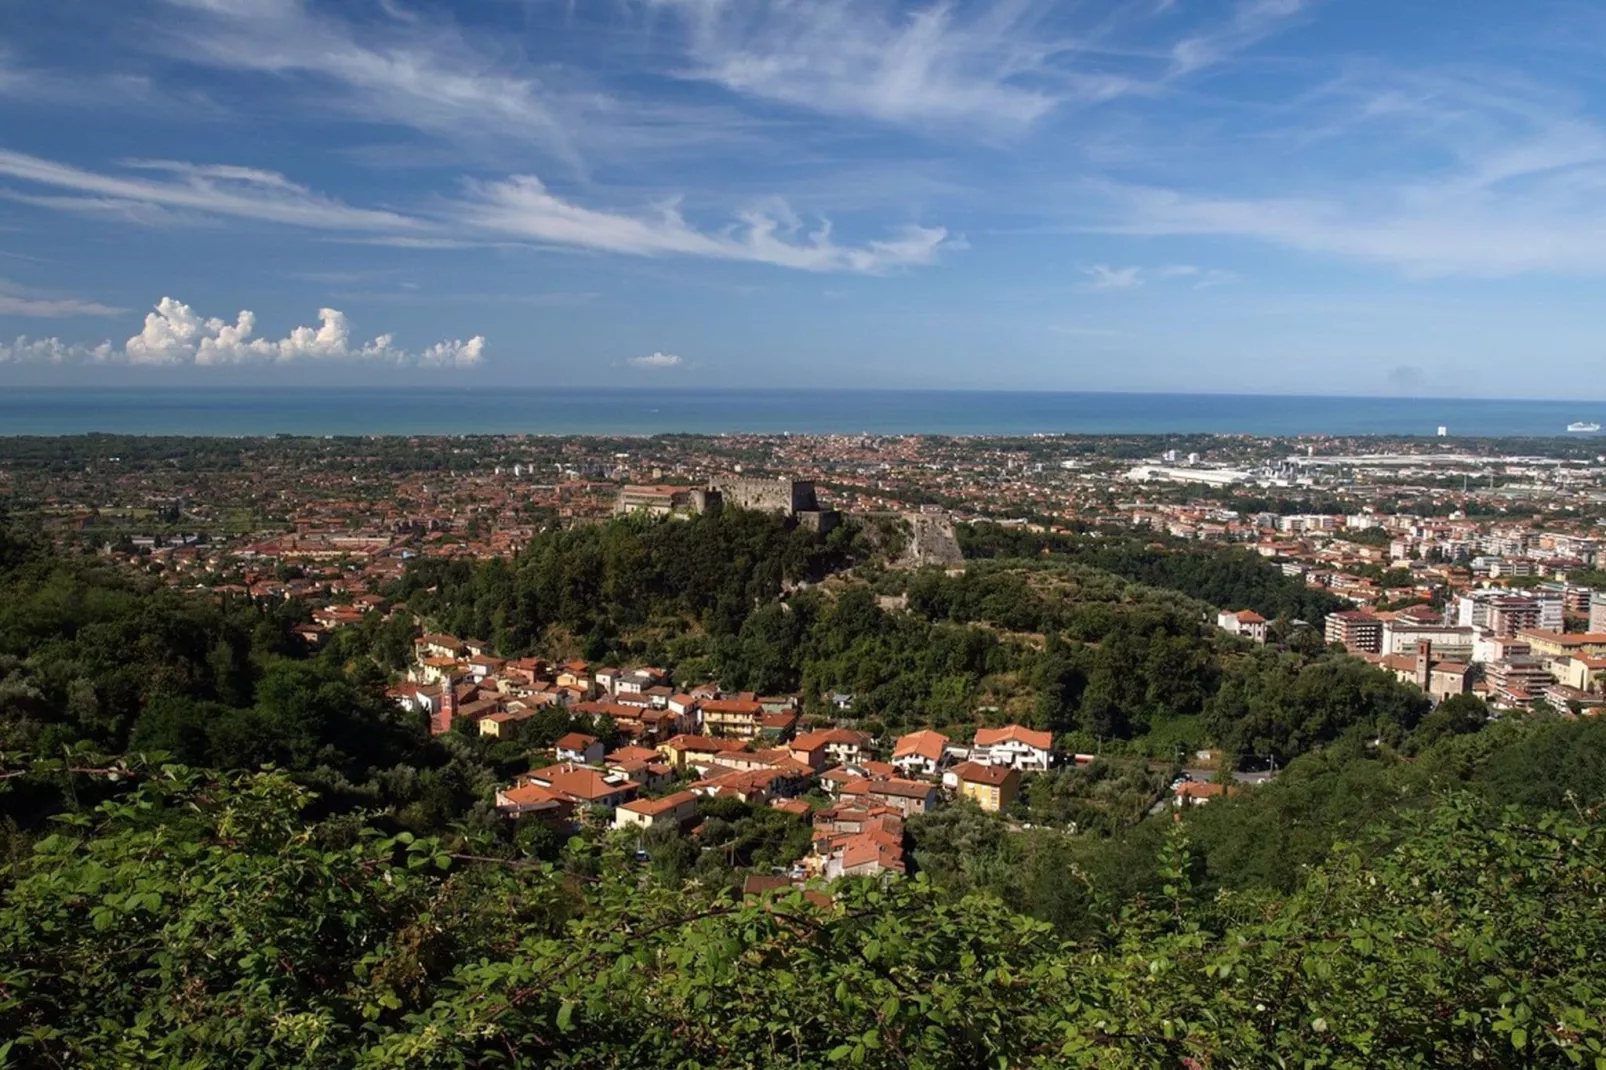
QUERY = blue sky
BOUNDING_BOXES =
[1,0,1604,394]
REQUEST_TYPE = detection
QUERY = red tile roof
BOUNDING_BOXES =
[951,760,1013,787]
[662,734,749,754]
[607,745,663,764]
[973,725,1053,751]
[527,764,639,803]
[893,729,949,762]
[618,790,699,818]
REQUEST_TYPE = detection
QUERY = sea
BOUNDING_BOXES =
[0,388,1603,438]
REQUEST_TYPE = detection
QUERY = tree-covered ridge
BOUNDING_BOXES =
[959,523,1351,624]
[394,507,862,657]
[0,524,500,854]
[903,715,1606,937]
[0,759,1601,1068]
[388,512,1419,757]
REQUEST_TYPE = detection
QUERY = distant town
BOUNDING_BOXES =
[6,430,1606,866]
[8,430,1606,724]
[6,428,1605,1064]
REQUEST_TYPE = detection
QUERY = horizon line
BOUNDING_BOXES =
[4,385,1606,405]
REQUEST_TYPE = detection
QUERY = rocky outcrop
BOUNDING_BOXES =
[898,514,965,569]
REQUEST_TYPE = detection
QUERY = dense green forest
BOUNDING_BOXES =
[0,521,493,850]
[959,523,1351,624]
[2,733,1602,1067]
[3,508,1605,1065]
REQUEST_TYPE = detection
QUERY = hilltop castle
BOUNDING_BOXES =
[615,477,838,531]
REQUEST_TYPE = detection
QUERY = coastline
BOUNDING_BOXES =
[2,387,1605,438]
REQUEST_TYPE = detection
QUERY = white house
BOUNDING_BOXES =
[971,725,1054,772]
[1216,609,1269,643]
[555,732,604,765]
[891,729,950,778]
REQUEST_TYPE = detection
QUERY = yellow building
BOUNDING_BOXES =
[1548,654,1606,694]
[949,761,1020,813]
[1517,630,1606,660]
[612,790,699,831]
[699,698,765,739]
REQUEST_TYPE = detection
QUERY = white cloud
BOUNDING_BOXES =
[375,0,418,23]
[0,297,484,368]
[1086,72,1606,278]
[0,336,114,364]
[0,279,126,317]
[453,174,950,273]
[0,150,419,232]
[1093,163,1606,277]
[159,0,584,161]
[0,52,30,96]
[1081,264,1144,290]
[647,0,1068,131]
[0,149,954,275]
[1155,263,1239,287]
[1077,263,1238,291]
[645,0,1312,134]
[628,351,684,368]
[1169,0,1307,75]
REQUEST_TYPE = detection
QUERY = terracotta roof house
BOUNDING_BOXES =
[555,732,604,765]
[658,734,751,771]
[494,783,574,822]
[947,760,1020,812]
[838,776,939,817]
[891,729,950,777]
[971,725,1054,771]
[1173,781,1231,806]
[524,764,641,810]
[613,789,700,830]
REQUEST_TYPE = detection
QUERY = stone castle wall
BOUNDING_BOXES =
[712,478,818,516]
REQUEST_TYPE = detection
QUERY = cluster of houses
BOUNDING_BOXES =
[383,634,1063,883]
[390,634,798,744]
[492,721,1056,882]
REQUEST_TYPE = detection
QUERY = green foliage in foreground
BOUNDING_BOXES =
[2,764,1603,1068]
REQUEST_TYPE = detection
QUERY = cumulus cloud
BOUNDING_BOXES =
[627,351,684,368]
[0,297,485,368]
[0,336,114,364]
[454,175,950,273]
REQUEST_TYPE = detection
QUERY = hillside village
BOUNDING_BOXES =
[392,632,1071,885]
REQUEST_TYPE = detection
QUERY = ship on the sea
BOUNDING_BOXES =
[1568,421,1601,433]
